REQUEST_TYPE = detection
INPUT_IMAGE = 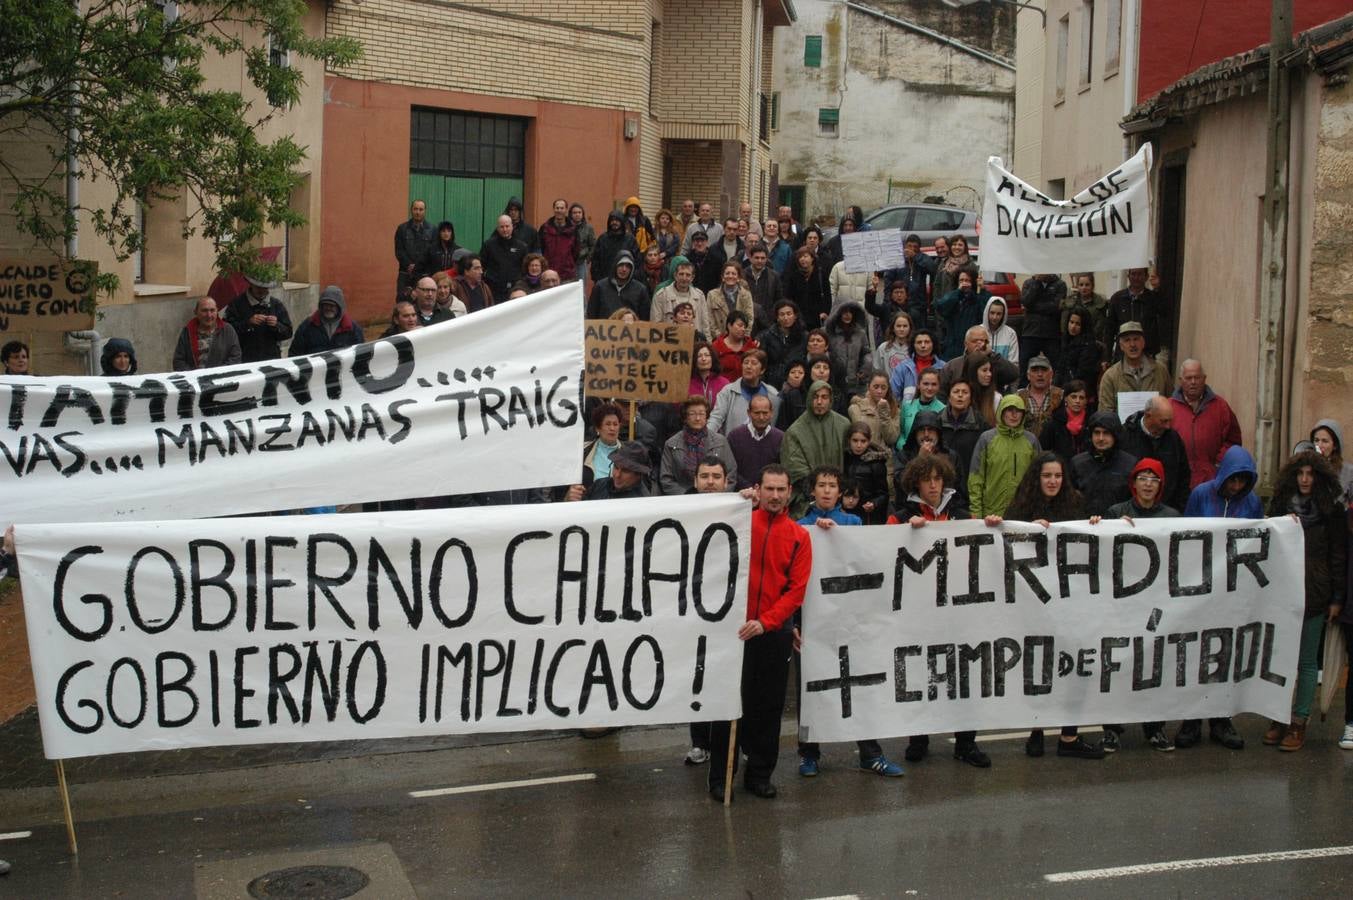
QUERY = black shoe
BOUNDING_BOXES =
[1210,719,1245,750]
[1174,721,1202,749]
[1056,736,1106,759]
[708,783,730,803]
[1101,729,1120,753]
[1025,731,1045,758]
[905,738,929,763]
[744,781,777,799]
[954,743,992,768]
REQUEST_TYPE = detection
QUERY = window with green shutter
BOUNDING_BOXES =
[804,35,822,67]
[770,92,780,131]
[818,107,839,136]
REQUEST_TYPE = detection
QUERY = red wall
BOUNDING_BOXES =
[321,76,642,324]
[1138,0,1352,101]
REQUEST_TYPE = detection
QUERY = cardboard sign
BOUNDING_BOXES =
[799,517,1304,741]
[584,320,694,403]
[16,494,750,759]
[841,229,905,274]
[0,259,97,333]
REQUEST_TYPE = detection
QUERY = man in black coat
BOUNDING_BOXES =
[1107,267,1167,359]
[1119,395,1192,512]
[479,214,527,304]
[1070,411,1138,516]
[591,210,639,286]
[586,250,651,321]
[222,274,293,362]
[1018,273,1066,383]
[394,199,436,297]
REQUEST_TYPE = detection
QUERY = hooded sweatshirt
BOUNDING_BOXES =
[99,337,138,376]
[1070,410,1138,516]
[585,250,651,320]
[781,379,851,517]
[1108,457,1180,518]
[1311,418,1353,503]
[622,196,654,252]
[935,283,990,360]
[591,210,640,285]
[968,394,1041,517]
[982,296,1019,366]
[504,197,537,251]
[289,285,364,356]
[824,302,872,397]
[1183,445,1263,518]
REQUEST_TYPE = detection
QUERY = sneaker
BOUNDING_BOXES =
[1262,721,1286,746]
[1174,721,1202,749]
[1056,736,1106,759]
[954,743,992,768]
[1101,729,1120,753]
[684,747,710,765]
[860,755,905,777]
[904,738,929,763]
[1340,724,1353,750]
[1146,728,1175,752]
[1209,719,1245,750]
[1025,731,1045,758]
[798,756,819,777]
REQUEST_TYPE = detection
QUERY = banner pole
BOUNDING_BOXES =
[722,720,737,807]
[627,400,637,442]
[55,761,77,855]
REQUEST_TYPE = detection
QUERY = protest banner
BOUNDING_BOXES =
[841,229,904,274]
[0,258,97,333]
[979,145,1152,274]
[0,283,585,523]
[15,493,750,760]
[584,320,693,403]
[799,517,1304,743]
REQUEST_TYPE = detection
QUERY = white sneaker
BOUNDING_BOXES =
[684,747,710,765]
[1340,724,1353,750]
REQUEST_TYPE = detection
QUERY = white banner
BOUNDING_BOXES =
[0,283,585,523]
[841,228,904,274]
[16,494,750,759]
[979,145,1152,273]
[800,517,1304,743]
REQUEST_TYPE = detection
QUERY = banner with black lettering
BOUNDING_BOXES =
[16,494,749,759]
[799,517,1303,743]
[979,145,1152,273]
[0,283,585,523]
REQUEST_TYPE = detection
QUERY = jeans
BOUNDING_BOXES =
[1292,614,1325,719]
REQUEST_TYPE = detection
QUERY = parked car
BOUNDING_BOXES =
[818,203,980,249]
[978,267,1023,328]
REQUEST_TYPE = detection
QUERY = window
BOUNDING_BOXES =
[911,208,963,232]
[818,107,839,136]
[648,21,660,113]
[1079,1,1095,90]
[410,109,526,177]
[804,35,822,68]
[150,1,179,72]
[266,32,291,108]
[770,92,780,131]
[132,202,145,284]
[1055,14,1069,103]
[869,208,910,230]
[1104,0,1122,76]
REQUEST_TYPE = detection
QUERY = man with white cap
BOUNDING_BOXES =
[223,273,293,361]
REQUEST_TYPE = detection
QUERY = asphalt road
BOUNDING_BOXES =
[1,710,1351,898]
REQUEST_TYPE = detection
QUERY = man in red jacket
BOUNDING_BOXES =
[1170,358,1242,488]
[707,464,812,802]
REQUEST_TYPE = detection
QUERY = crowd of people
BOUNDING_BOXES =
[2,196,1349,816]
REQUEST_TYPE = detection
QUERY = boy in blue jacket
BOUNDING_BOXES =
[1177,445,1261,750]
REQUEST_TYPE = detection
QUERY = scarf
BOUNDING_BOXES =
[1288,493,1319,527]
[915,354,935,374]
[682,427,708,476]
[1065,408,1086,437]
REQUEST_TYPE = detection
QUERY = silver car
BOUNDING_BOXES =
[862,203,979,249]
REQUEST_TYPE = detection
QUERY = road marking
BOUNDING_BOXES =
[1044,845,1353,882]
[946,727,1104,743]
[0,831,32,841]
[806,895,860,900]
[409,773,596,798]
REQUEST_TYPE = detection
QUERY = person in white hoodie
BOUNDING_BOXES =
[982,296,1019,369]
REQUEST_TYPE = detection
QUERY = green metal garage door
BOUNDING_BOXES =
[409,109,526,252]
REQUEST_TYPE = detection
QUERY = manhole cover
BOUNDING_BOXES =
[247,865,371,899]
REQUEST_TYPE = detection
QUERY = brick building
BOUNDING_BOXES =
[323,0,796,323]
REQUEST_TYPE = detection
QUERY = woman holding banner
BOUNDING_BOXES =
[995,452,1106,760]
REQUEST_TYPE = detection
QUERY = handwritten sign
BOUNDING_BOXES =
[0,259,97,333]
[841,229,904,274]
[584,320,694,403]
[16,494,749,759]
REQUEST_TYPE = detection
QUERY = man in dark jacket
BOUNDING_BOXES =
[591,211,638,286]
[1107,267,1167,359]
[480,215,527,304]
[412,276,453,327]
[290,286,365,356]
[687,231,723,294]
[222,275,293,362]
[1018,273,1066,383]
[450,254,494,314]
[934,265,985,360]
[394,199,436,297]
[567,441,652,500]
[742,243,782,331]
[1070,411,1138,516]
[881,234,934,329]
[504,197,537,251]
[586,250,650,320]
[1118,396,1192,512]
[537,198,578,280]
[173,297,242,371]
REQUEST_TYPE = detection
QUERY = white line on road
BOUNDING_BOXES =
[409,773,596,798]
[0,831,32,841]
[806,895,860,900]
[1044,845,1353,882]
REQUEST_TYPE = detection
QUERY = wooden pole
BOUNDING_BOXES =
[55,761,77,855]
[627,400,637,442]
[722,720,738,808]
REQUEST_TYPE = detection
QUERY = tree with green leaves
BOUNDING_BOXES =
[0,0,361,294]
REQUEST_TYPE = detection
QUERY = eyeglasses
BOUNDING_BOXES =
[1134,473,1162,482]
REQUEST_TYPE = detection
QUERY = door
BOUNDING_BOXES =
[409,108,526,252]
[778,185,805,222]
[1157,159,1186,356]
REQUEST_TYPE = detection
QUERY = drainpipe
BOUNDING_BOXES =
[1254,0,1293,496]
[65,331,102,376]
